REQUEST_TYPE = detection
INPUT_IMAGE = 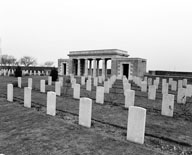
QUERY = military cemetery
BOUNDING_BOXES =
[0,1,192,154]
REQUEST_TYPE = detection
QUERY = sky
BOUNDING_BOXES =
[0,0,192,71]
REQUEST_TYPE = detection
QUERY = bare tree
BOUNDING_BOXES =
[44,61,54,67]
[0,55,17,66]
[20,56,37,66]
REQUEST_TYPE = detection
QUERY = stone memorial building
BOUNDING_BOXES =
[58,49,146,79]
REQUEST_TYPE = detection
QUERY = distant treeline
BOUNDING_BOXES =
[0,66,57,71]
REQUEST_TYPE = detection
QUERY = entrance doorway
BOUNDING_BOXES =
[123,64,129,78]
[63,63,66,75]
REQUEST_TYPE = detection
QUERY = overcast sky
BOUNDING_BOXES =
[0,0,192,71]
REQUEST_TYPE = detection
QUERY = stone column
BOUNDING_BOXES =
[78,59,81,76]
[93,59,97,77]
[102,58,105,78]
[89,59,92,76]
[84,59,88,77]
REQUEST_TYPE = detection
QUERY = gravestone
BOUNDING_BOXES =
[186,84,192,97]
[153,79,159,89]
[73,84,80,99]
[86,79,92,91]
[147,78,152,86]
[48,76,52,85]
[168,78,173,85]
[177,88,186,104]
[178,80,183,89]
[104,81,109,93]
[59,77,63,87]
[40,80,45,93]
[162,79,167,87]
[183,79,187,87]
[127,106,146,144]
[47,91,56,116]
[161,94,174,117]
[79,98,92,128]
[125,90,135,108]
[24,87,32,108]
[141,81,147,92]
[55,81,61,96]
[7,84,13,102]
[96,86,104,104]
[94,77,98,87]
[148,85,156,100]
[98,76,103,83]
[28,78,32,89]
[81,76,85,85]
[18,77,22,88]
[171,81,177,91]
[162,83,168,94]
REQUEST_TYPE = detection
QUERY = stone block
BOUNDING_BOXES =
[86,79,92,91]
[96,86,104,104]
[40,80,45,93]
[24,87,32,108]
[127,106,146,144]
[125,90,135,108]
[104,81,109,93]
[18,77,22,88]
[141,81,147,92]
[79,98,92,128]
[73,84,80,99]
[161,94,174,117]
[162,83,168,94]
[177,88,186,104]
[94,77,98,87]
[81,76,85,85]
[48,76,52,85]
[59,77,63,87]
[148,85,156,100]
[28,78,32,89]
[47,91,56,116]
[171,81,177,91]
[55,81,61,96]
[7,84,13,102]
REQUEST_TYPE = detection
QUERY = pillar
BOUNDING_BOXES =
[93,59,97,77]
[102,58,105,78]
[97,59,100,76]
[84,59,88,77]
[78,59,81,76]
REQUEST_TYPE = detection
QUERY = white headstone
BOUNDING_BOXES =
[183,79,187,87]
[178,80,183,89]
[98,76,103,83]
[81,76,85,85]
[73,84,80,99]
[186,84,192,97]
[148,85,156,100]
[55,81,61,96]
[153,80,159,89]
[40,80,45,93]
[168,78,173,85]
[161,94,174,117]
[147,78,152,86]
[28,78,32,89]
[7,84,13,102]
[96,86,104,104]
[94,77,98,87]
[47,91,56,116]
[125,90,135,108]
[104,81,109,93]
[141,81,147,92]
[86,79,92,91]
[162,79,167,87]
[79,98,92,128]
[127,106,146,144]
[18,77,22,88]
[171,81,177,91]
[48,76,52,85]
[24,87,32,108]
[162,83,168,94]
[59,77,63,87]
[177,88,186,104]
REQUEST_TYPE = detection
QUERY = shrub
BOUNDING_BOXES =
[15,66,22,77]
[24,73,30,76]
[50,68,58,81]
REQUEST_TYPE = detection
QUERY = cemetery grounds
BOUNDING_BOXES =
[0,76,192,155]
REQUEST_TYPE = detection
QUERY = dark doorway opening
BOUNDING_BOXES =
[123,64,129,78]
[63,63,66,75]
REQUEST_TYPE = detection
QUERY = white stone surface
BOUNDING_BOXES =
[7,84,13,102]
[24,87,32,108]
[178,80,183,89]
[141,81,147,92]
[73,84,80,99]
[162,79,167,87]
[55,81,61,96]
[153,80,159,89]
[177,88,186,104]
[47,91,56,116]
[48,76,52,85]
[161,94,174,117]
[59,77,63,87]
[104,81,109,93]
[86,79,92,91]
[81,76,85,85]
[168,78,173,85]
[186,84,192,97]
[171,81,177,91]
[94,77,98,87]
[40,80,45,93]
[96,86,104,104]
[18,77,22,88]
[79,98,92,128]
[162,83,169,94]
[183,79,188,87]
[28,78,32,89]
[127,106,146,144]
[125,90,135,108]
[98,76,103,83]
[148,85,156,100]
[147,78,152,86]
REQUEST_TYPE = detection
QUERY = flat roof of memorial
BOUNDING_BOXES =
[68,49,129,57]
